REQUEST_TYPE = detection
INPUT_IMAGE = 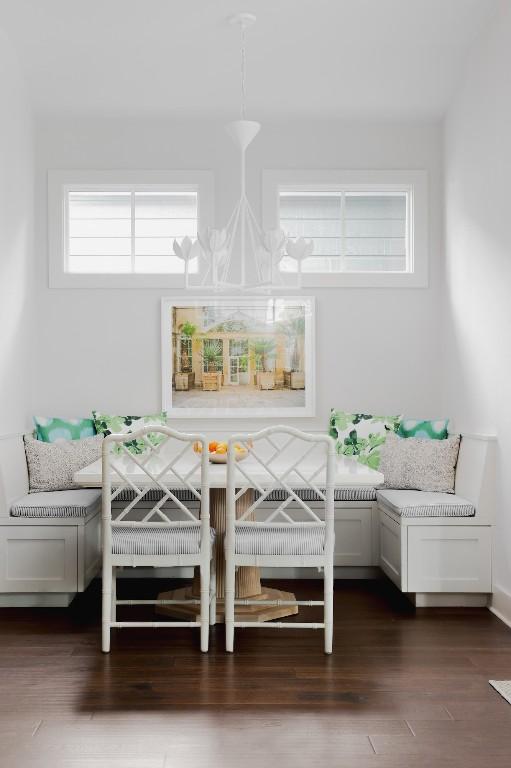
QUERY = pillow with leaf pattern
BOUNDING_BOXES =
[92,412,167,455]
[329,410,402,470]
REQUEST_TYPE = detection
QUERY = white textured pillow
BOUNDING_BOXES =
[380,432,461,493]
[24,434,103,492]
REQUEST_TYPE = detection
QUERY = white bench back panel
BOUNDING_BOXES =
[0,435,29,518]
[455,435,495,521]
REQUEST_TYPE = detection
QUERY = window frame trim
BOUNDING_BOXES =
[48,170,214,289]
[262,169,428,288]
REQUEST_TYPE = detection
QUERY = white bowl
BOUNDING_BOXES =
[209,450,248,464]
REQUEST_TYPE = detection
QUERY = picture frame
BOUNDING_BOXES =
[161,296,315,418]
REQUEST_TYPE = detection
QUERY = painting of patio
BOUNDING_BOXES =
[161,297,315,417]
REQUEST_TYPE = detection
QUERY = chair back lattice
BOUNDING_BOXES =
[102,426,209,531]
[227,426,336,531]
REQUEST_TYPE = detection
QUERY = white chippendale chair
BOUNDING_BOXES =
[101,425,215,653]
[225,426,335,654]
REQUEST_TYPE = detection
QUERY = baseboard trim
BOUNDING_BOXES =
[411,593,489,608]
[490,584,511,629]
[0,593,75,607]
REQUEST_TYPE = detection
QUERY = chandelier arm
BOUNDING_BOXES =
[219,204,242,287]
[244,197,265,238]
[244,214,259,283]
[246,215,264,283]
[225,198,242,239]
[199,245,212,286]
[225,199,243,251]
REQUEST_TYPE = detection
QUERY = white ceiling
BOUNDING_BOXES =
[0,0,497,120]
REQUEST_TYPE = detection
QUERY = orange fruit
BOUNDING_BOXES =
[193,441,202,454]
[208,441,218,453]
[215,444,228,454]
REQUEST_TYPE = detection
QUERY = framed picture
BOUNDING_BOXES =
[161,296,315,418]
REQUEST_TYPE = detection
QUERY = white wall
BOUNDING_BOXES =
[443,1,510,616]
[0,30,34,436]
[33,117,443,431]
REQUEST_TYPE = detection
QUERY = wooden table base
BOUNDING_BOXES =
[156,585,298,624]
[157,487,298,624]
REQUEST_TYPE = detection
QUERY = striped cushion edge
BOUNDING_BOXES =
[115,487,377,503]
[257,488,376,502]
[112,525,215,556]
[115,488,197,502]
[377,496,475,518]
[235,523,326,556]
[11,504,91,518]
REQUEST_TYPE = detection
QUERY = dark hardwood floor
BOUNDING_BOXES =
[1,578,511,767]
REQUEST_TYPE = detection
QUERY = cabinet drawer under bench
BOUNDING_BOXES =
[0,524,78,594]
[0,511,101,606]
[378,509,491,596]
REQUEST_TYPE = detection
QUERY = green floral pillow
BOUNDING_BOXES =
[397,418,449,440]
[92,412,167,455]
[34,417,96,443]
[329,410,401,470]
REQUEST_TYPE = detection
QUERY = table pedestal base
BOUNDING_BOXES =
[156,487,298,624]
[156,585,298,624]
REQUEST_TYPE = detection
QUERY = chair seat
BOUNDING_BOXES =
[377,489,475,518]
[234,523,326,556]
[11,489,101,518]
[112,524,215,556]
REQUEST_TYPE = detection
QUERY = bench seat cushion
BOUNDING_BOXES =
[11,489,101,518]
[112,524,214,556]
[235,523,326,556]
[377,489,475,518]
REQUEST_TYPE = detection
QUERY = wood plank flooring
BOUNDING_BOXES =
[1,578,511,767]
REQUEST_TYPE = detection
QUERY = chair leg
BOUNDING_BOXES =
[225,553,235,653]
[200,562,210,653]
[111,566,116,624]
[209,544,217,627]
[102,556,112,653]
[324,563,334,654]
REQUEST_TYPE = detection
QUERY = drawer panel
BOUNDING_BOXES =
[407,526,491,593]
[0,526,77,593]
[334,508,373,566]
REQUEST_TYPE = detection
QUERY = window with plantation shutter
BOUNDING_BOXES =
[48,171,213,288]
[67,190,198,274]
[262,170,427,288]
[279,191,408,274]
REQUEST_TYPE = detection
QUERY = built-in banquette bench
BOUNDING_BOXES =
[377,433,495,606]
[0,435,101,606]
[0,432,494,607]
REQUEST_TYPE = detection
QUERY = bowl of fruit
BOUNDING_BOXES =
[193,440,249,463]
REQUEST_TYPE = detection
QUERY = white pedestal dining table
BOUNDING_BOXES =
[74,451,383,623]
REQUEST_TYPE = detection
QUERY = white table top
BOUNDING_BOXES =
[73,454,383,490]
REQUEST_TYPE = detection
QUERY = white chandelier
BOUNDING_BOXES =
[173,12,312,292]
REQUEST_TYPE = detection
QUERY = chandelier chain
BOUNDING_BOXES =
[241,25,246,120]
